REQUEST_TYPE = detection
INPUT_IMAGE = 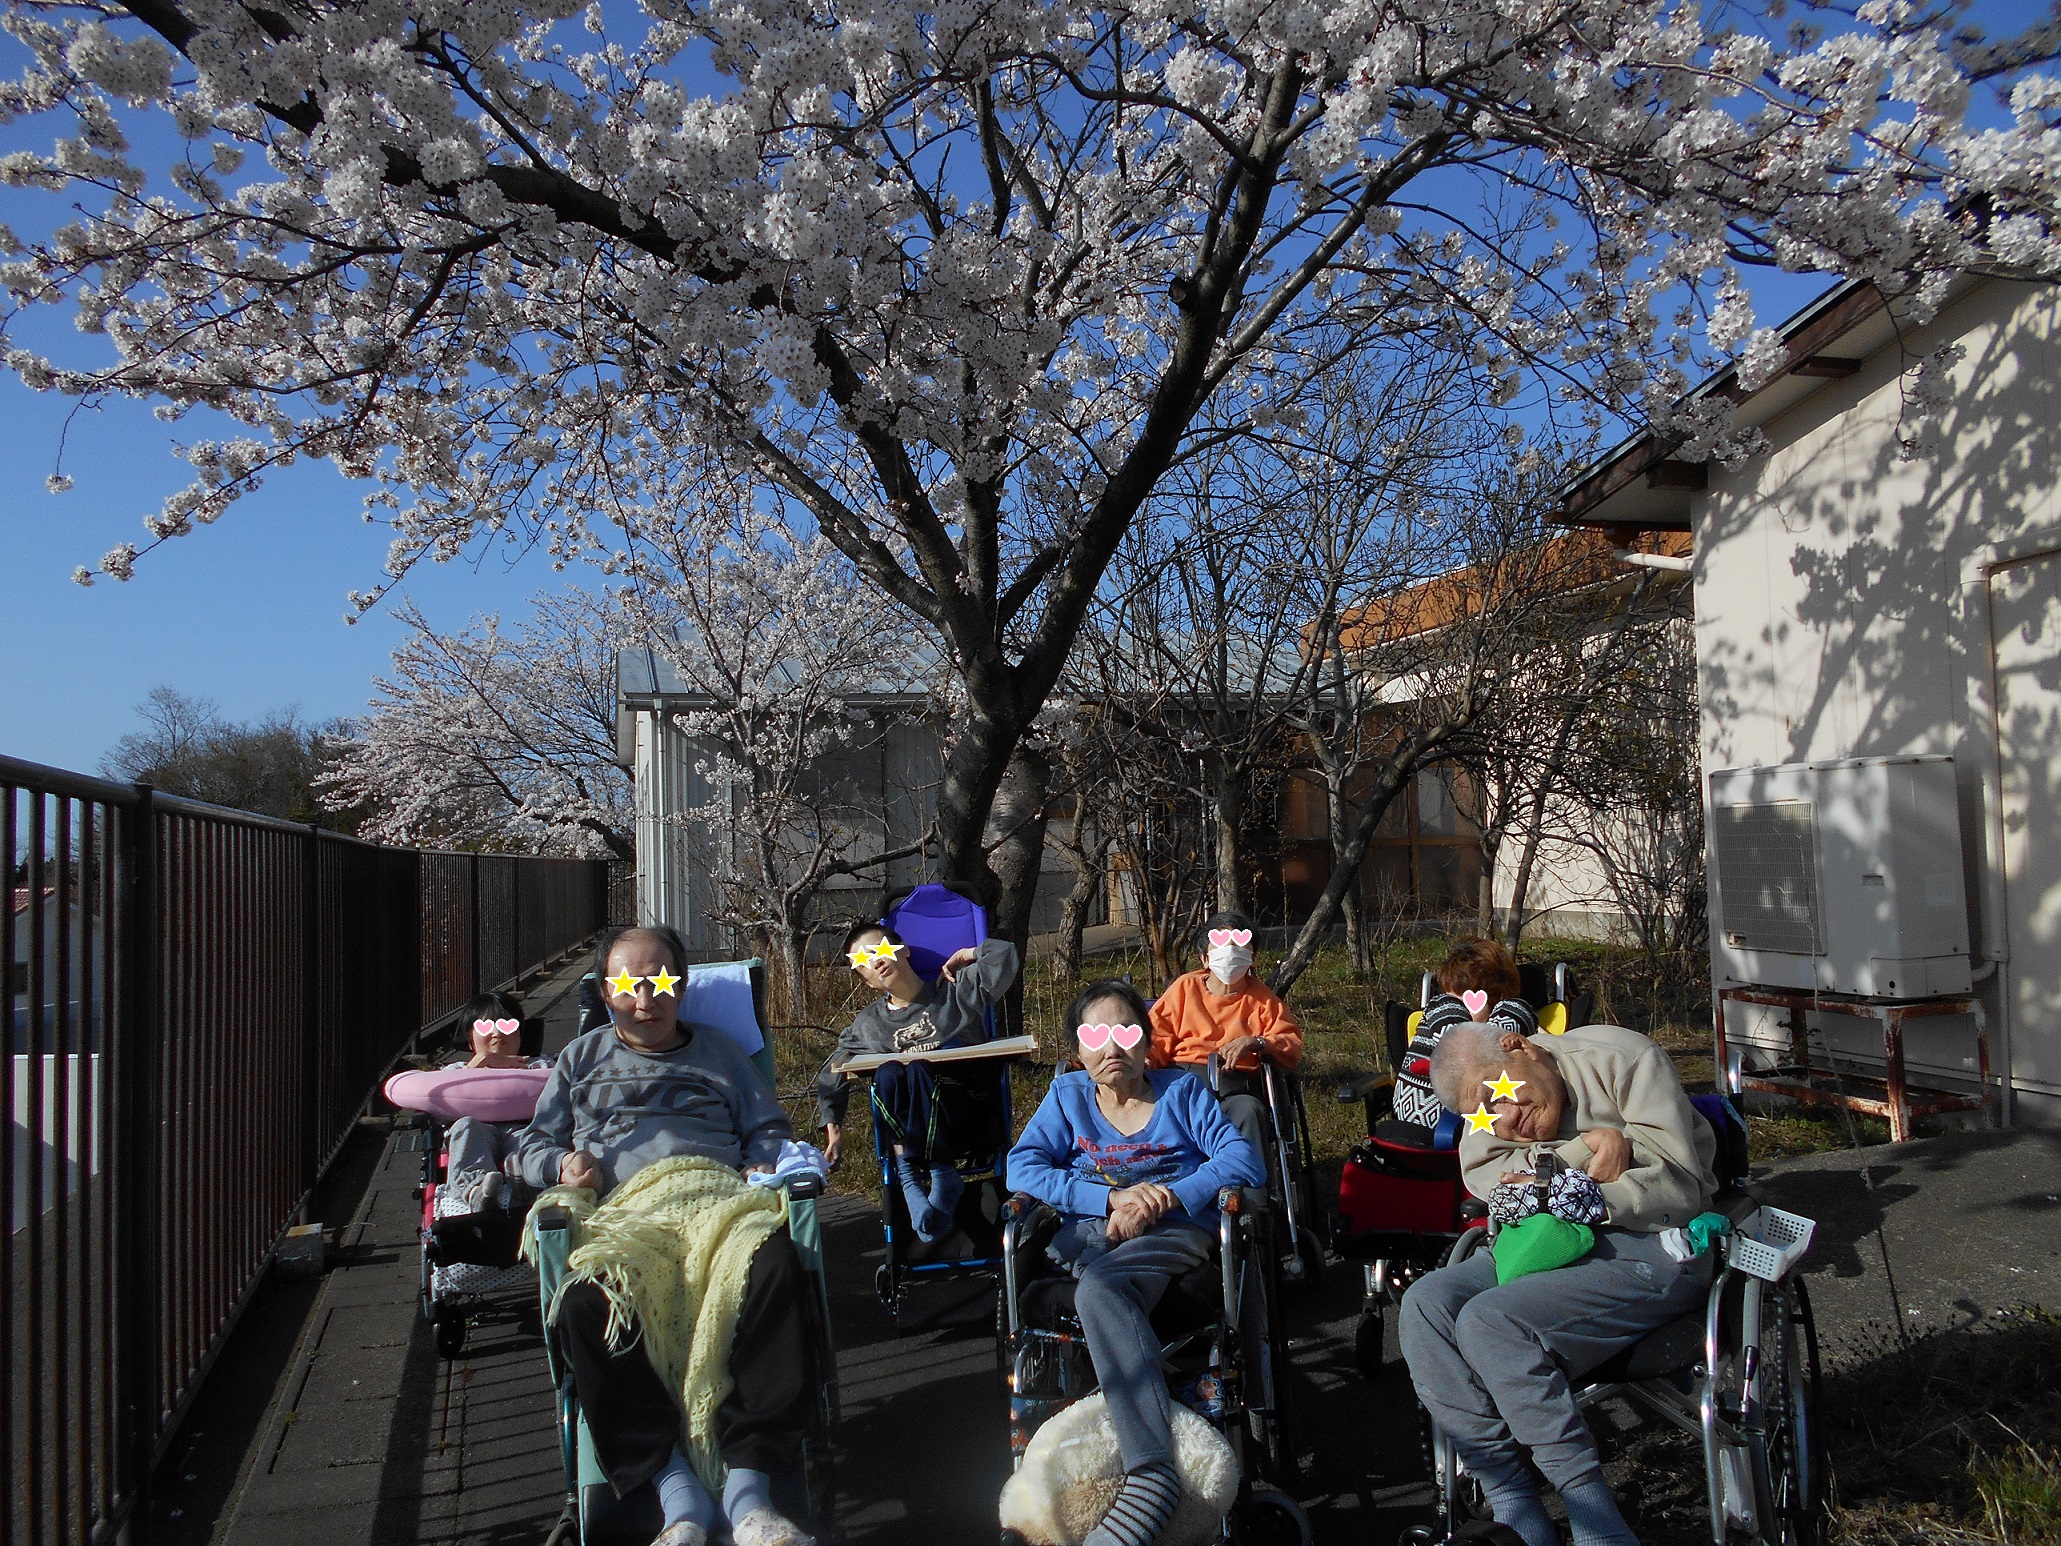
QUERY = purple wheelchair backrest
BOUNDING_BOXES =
[883,883,988,983]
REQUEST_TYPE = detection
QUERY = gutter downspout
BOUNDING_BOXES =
[1952,532,2061,1125]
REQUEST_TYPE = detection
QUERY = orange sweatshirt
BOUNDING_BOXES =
[1148,970,1304,1071]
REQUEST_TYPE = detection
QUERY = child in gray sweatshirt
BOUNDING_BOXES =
[817,923,1019,1240]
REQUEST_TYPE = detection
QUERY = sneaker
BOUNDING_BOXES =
[651,1524,708,1546]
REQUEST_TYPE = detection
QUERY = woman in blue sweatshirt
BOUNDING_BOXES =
[1007,979,1264,1546]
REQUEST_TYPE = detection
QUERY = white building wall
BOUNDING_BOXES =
[1689,276,2061,1116]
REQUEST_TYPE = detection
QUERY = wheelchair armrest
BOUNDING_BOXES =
[1205,1049,1224,1094]
[1001,1195,1062,1341]
[533,1204,575,1386]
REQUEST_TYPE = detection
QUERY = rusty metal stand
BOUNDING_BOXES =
[1715,986,1993,1143]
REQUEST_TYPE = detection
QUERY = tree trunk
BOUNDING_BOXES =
[1475,828,1501,937]
[986,744,1053,1037]
[1326,771,1368,973]
[1055,837,1103,980]
[774,921,810,1025]
[1210,761,1244,914]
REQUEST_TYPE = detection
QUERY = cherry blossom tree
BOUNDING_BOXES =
[615,472,940,1013]
[317,589,633,856]
[5,0,2059,936]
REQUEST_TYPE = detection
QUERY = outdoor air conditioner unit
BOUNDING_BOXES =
[1708,756,1972,998]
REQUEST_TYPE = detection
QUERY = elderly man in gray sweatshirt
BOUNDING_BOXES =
[515,926,812,1546]
[1398,1018,1720,1546]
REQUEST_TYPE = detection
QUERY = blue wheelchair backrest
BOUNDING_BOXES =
[576,960,769,1065]
[883,882,988,983]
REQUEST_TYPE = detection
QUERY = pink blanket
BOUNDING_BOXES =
[383,1066,552,1123]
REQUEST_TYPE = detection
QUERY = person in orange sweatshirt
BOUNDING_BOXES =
[1147,909,1304,1155]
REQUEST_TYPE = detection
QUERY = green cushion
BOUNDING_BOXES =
[1491,1212,1596,1284]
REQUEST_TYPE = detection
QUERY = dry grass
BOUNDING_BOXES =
[1819,1308,2061,1546]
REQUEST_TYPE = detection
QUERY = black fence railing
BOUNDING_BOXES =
[2,753,609,1546]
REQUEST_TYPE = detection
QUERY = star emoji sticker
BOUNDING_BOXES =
[869,939,903,964]
[605,968,643,998]
[1483,1070,1526,1102]
[647,966,680,997]
[1463,1102,1499,1135]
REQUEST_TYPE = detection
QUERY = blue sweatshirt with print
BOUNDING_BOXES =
[1006,1069,1264,1234]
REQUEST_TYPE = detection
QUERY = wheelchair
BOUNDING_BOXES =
[1331,963,1591,1379]
[387,1016,553,1359]
[861,882,1026,1328]
[1409,1107,1824,1546]
[999,1187,1312,1546]
[413,1109,540,1358]
[537,958,840,1546]
[1202,1050,1327,1290]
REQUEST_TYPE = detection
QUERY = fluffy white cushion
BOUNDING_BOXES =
[998,1392,1240,1546]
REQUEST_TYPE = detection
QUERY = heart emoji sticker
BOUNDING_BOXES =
[1461,990,1489,1017]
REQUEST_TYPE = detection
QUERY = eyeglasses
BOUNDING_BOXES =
[1077,1022,1144,1050]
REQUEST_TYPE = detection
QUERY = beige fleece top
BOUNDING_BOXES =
[1458,1022,1718,1233]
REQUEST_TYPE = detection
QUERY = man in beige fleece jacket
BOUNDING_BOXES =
[1398,1020,1720,1546]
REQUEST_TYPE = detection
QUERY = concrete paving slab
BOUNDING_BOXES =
[1755,1124,2061,1358]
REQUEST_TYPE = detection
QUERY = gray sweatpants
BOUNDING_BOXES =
[1399,1228,1714,1493]
[444,1115,515,1181]
[1072,1220,1216,1471]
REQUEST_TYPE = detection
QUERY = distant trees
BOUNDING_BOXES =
[101,685,358,827]
[315,591,632,858]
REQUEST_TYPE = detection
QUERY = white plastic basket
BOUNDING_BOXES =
[1727,1207,1816,1282]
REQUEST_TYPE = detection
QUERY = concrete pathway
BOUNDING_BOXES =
[1751,1125,2061,1359]
[179,1006,2061,1546]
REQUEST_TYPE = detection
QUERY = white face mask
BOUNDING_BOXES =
[1207,944,1253,984]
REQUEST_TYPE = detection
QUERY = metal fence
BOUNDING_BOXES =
[3,753,609,1546]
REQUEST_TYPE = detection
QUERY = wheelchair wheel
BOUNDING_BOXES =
[1235,1486,1312,1545]
[433,1309,467,1358]
[1354,1305,1386,1379]
[1751,1279,1824,1546]
[1291,1224,1326,1288]
[874,1263,898,1315]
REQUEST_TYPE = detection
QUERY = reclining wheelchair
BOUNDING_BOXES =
[999,1184,1312,1545]
[1409,1099,1824,1546]
[1333,963,1593,1378]
[862,882,1025,1329]
[536,959,840,1546]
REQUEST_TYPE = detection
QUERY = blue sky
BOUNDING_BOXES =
[2,368,555,774]
[0,0,2041,775]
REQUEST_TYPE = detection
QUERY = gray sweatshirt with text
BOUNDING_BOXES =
[513,1021,792,1196]
[814,937,1020,1126]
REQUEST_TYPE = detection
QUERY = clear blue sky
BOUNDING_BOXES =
[1,366,556,775]
[0,1,2037,777]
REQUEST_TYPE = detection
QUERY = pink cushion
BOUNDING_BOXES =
[383,1066,552,1123]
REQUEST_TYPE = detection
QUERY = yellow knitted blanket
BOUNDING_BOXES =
[522,1155,788,1488]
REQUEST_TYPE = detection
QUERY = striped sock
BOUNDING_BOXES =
[1083,1459,1182,1546]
